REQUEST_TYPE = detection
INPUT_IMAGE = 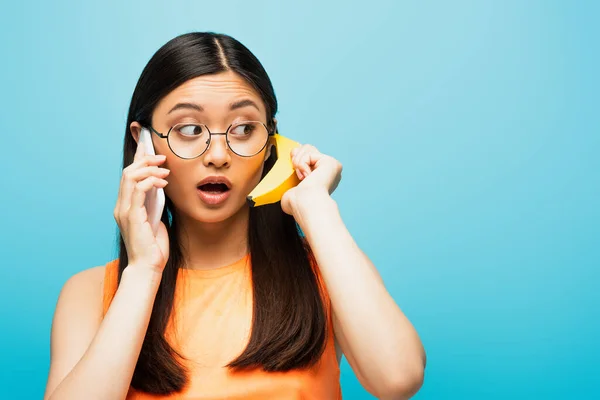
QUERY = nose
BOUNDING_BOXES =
[202,133,231,168]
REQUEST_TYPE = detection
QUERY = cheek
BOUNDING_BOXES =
[238,157,267,189]
[154,137,170,158]
[161,157,189,196]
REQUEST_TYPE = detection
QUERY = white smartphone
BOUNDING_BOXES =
[138,127,166,236]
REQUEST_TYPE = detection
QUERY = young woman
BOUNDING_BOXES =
[44,32,426,400]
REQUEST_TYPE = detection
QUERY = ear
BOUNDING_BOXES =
[264,142,275,162]
[130,121,142,144]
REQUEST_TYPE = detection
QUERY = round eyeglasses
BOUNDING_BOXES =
[145,121,275,159]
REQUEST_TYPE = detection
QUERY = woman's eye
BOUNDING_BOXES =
[230,123,255,136]
[178,124,203,136]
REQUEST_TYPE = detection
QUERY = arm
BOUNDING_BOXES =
[44,265,162,400]
[295,192,426,400]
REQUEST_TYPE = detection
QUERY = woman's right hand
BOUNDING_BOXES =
[113,142,171,274]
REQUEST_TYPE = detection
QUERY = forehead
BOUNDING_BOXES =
[154,71,264,115]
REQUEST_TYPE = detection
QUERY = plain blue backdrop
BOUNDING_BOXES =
[1,1,598,399]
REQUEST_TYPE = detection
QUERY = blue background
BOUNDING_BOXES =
[1,1,598,399]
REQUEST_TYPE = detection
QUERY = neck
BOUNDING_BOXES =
[175,205,250,271]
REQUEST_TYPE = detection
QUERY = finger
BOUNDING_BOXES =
[292,145,308,166]
[118,160,168,218]
[129,166,170,181]
[129,154,167,171]
[299,149,320,179]
[290,146,301,159]
[301,153,313,179]
[293,146,310,179]
[294,149,307,179]
[123,154,167,200]
[129,176,169,224]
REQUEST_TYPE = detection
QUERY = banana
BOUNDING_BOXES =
[247,133,301,207]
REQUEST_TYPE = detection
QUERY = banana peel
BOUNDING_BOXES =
[247,133,301,207]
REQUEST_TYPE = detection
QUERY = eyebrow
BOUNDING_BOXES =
[167,99,260,114]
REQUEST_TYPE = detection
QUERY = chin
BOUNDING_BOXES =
[192,198,248,224]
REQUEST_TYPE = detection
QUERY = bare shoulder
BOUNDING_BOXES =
[45,265,108,398]
[60,265,106,303]
[53,265,106,326]
[66,265,106,286]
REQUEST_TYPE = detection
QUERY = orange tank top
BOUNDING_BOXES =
[102,253,342,399]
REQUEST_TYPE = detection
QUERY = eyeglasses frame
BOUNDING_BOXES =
[144,120,276,159]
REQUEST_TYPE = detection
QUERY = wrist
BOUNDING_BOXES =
[294,191,339,225]
[122,263,164,287]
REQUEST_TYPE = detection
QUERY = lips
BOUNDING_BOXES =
[196,176,232,206]
[197,176,232,190]
[197,186,231,205]
[198,182,229,193]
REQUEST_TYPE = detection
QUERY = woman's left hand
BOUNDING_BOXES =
[281,144,343,216]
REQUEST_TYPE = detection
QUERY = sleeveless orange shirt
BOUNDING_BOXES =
[102,254,342,399]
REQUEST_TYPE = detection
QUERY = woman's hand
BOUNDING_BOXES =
[281,144,342,216]
[113,143,171,274]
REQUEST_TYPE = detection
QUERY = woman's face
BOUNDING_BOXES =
[130,70,273,224]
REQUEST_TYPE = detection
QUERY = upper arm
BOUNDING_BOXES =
[44,266,106,400]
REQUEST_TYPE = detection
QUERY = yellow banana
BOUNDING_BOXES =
[247,133,301,207]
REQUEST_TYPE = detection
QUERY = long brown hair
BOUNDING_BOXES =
[114,32,328,394]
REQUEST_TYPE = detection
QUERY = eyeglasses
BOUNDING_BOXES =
[145,121,275,159]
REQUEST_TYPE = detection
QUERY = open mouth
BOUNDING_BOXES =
[197,183,230,193]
